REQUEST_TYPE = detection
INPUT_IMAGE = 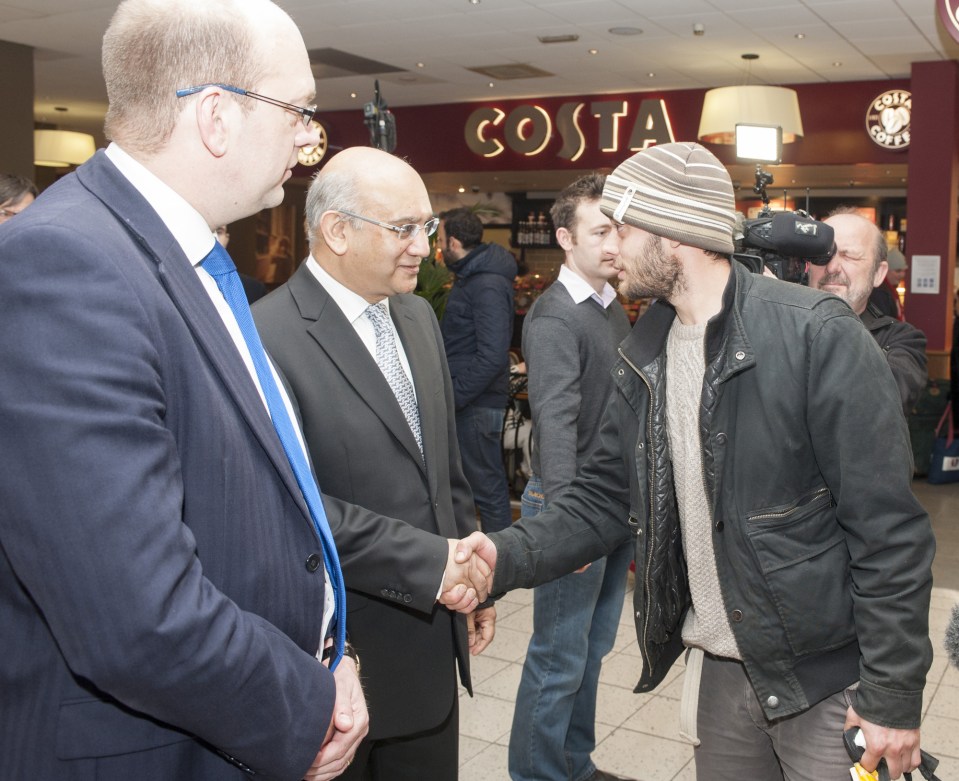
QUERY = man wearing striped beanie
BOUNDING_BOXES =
[454,142,934,780]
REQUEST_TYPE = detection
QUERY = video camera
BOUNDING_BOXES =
[732,165,836,284]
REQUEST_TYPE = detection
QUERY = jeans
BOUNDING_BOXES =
[509,476,633,781]
[455,404,513,534]
[695,653,855,781]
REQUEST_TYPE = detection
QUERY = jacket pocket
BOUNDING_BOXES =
[745,486,855,656]
[56,697,192,759]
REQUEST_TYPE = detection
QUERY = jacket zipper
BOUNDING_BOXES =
[618,347,656,673]
[748,486,831,521]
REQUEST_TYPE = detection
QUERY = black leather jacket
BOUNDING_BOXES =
[492,262,934,729]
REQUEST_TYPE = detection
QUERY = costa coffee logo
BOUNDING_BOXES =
[937,0,959,44]
[865,90,911,150]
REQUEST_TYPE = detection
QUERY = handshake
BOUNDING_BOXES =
[439,532,498,613]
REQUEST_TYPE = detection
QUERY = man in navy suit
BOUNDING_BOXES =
[0,1,373,778]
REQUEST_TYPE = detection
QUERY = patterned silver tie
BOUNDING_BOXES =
[366,303,423,454]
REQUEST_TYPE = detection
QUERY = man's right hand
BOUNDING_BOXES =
[438,538,493,612]
[304,657,368,780]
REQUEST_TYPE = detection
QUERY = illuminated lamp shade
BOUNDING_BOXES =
[34,129,96,167]
[697,85,803,145]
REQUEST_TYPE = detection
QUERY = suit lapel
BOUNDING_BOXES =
[75,153,313,526]
[288,265,427,473]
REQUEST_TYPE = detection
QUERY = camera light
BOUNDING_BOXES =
[735,123,783,164]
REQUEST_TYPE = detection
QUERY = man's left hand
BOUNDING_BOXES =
[844,707,920,779]
[467,606,496,655]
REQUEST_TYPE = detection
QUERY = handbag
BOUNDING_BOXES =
[927,404,959,484]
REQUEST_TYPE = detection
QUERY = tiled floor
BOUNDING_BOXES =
[458,479,959,781]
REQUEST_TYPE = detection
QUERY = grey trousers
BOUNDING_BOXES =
[695,653,855,781]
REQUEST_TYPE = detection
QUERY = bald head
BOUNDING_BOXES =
[305,147,429,249]
[103,0,300,153]
[304,147,434,302]
[808,210,888,315]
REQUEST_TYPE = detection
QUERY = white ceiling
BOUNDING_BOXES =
[2,0,956,192]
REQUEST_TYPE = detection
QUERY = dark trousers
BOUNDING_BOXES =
[338,695,459,781]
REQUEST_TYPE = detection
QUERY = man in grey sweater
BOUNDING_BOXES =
[510,173,634,781]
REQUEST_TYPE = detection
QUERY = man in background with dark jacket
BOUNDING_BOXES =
[440,208,518,533]
[808,207,927,416]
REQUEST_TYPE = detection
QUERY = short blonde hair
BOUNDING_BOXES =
[102,0,267,152]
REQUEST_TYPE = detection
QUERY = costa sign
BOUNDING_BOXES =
[464,99,675,161]
[937,0,959,44]
[865,90,911,150]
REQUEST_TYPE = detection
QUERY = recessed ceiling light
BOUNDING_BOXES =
[488,81,495,88]
[458,186,466,193]
[588,48,598,55]
[832,61,842,67]
[468,0,480,4]
[647,72,655,78]
[350,92,357,98]
[416,62,425,68]
[608,26,643,36]
[795,33,805,39]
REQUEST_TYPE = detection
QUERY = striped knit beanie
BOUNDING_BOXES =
[601,142,736,254]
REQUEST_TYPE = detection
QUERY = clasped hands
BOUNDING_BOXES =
[438,532,497,613]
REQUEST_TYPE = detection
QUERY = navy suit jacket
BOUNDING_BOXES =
[0,152,335,780]
[254,265,477,739]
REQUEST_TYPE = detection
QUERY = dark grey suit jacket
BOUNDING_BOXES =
[0,151,335,780]
[254,263,477,740]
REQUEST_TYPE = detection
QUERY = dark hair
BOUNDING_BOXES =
[550,172,606,235]
[0,173,38,206]
[441,207,483,249]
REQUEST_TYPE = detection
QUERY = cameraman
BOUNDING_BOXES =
[807,207,927,415]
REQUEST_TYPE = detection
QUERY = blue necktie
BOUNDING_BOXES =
[201,241,346,666]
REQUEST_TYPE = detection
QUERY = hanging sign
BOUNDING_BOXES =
[865,90,911,150]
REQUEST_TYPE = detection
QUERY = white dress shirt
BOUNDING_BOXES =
[557,263,619,309]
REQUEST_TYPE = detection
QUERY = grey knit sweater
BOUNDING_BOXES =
[666,319,740,659]
[522,277,631,503]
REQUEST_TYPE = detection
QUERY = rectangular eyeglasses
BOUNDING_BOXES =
[338,209,439,242]
[175,83,316,128]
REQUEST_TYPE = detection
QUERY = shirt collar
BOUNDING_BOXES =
[104,142,216,265]
[558,264,618,309]
[305,255,389,324]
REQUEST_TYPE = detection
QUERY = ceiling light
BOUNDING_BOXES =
[832,61,842,67]
[795,33,805,39]
[588,48,599,55]
[647,72,655,78]
[468,0,480,4]
[350,92,357,98]
[608,26,642,36]
[698,86,804,145]
[458,186,466,193]
[34,129,96,167]
[698,53,803,146]
[416,62,425,68]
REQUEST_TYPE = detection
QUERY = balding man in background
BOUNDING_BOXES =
[808,207,927,415]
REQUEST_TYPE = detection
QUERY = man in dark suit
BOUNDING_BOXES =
[254,146,496,781]
[0,1,368,778]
